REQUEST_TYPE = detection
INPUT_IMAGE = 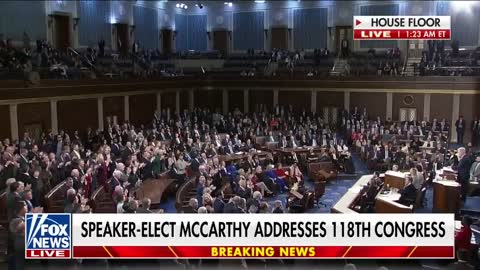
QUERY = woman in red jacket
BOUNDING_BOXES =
[455,216,472,256]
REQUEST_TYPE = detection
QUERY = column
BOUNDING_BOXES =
[188,89,194,111]
[124,95,130,122]
[222,89,228,115]
[175,91,180,114]
[243,89,249,113]
[311,90,317,113]
[423,93,431,121]
[451,94,460,143]
[344,91,350,111]
[386,92,393,120]
[273,90,279,107]
[50,100,58,135]
[156,92,161,112]
[9,104,18,141]
[97,97,104,131]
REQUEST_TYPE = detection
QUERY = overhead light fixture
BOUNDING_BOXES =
[176,3,188,9]
[224,2,233,7]
[255,0,265,3]
[196,3,203,9]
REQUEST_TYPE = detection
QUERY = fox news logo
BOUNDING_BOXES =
[25,214,71,259]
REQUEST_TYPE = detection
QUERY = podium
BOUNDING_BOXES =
[433,180,461,213]
[384,171,406,190]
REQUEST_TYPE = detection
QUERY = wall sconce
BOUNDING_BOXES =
[206,31,211,40]
[130,25,136,35]
[48,15,54,28]
[73,17,80,30]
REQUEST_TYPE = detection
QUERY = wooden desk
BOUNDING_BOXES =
[275,147,326,163]
[218,150,268,163]
[375,190,413,213]
[136,178,176,205]
[432,179,461,213]
[331,175,371,214]
[275,147,325,155]
[439,167,457,181]
[469,180,480,195]
[384,171,406,190]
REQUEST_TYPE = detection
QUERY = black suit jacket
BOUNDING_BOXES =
[213,199,225,213]
[457,156,472,184]
[399,183,417,205]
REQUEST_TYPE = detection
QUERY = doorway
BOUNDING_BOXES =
[161,28,173,55]
[53,15,70,51]
[270,27,289,50]
[335,26,353,55]
[213,29,229,56]
[115,23,129,56]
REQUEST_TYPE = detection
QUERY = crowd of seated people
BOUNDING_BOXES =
[417,40,480,76]
[348,47,402,76]
[0,32,90,79]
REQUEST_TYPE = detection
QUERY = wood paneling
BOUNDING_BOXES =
[129,94,156,127]
[271,27,289,50]
[459,94,480,144]
[180,91,189,111]
[392,93,424,121]
[351,92,386,120]
[213,29,229,55]
[0,77,478,101]
[194,90,222,111]
[58,99,97,134]
[161,92,176,110]
[161,28,173,54]
[228,90,244,113]
[278,91,310,112]
[249,90,273,112]
[103,96,124,125]
[18,102,51,139]
[0,105,10,140]
[430,94,453,122]
[317,91,344,110]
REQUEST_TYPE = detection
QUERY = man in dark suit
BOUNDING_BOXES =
[456,116,466,145]
[190,155,201,173]
[18,148,29,169]
[213,192,225,213]
[341,38,349,58]
[223,196,240,213]
[398,176,417,206]
[136,198,153,213]
[471,118,479,146]
[182,198,198,213]
[15,166,31,187]
[456,147,472,201]
[223,141,235,155]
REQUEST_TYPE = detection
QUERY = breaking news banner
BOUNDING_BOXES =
[353,16,451,40]
[26,213,455,259]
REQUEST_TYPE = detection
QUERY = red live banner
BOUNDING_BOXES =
[354,29,451,40]
[73,246,454,259]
